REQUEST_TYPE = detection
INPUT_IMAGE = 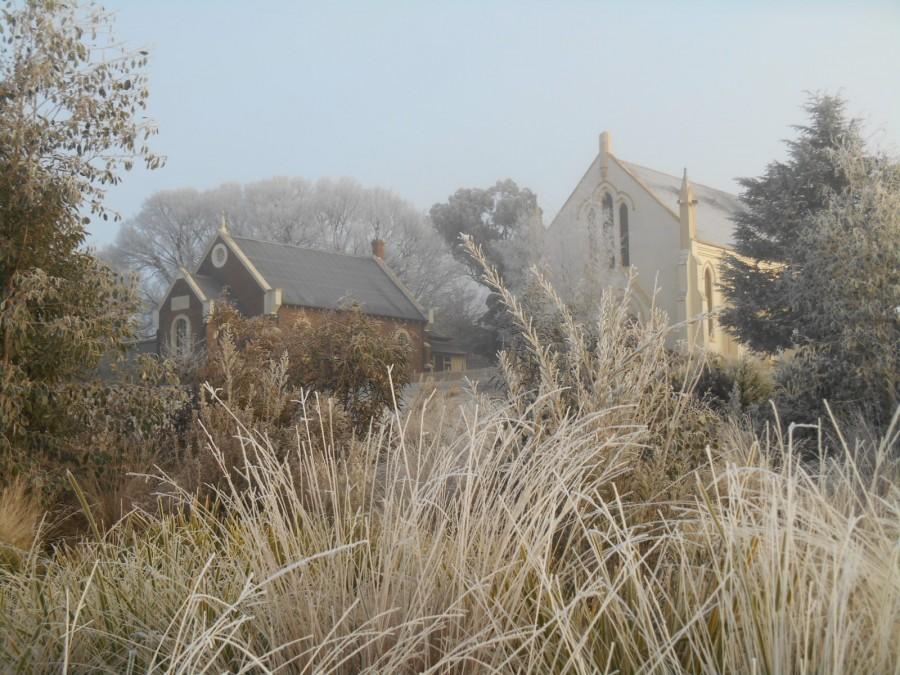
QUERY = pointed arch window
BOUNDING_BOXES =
[601,192,615,268]
[619,203,630,267]
[584,202,600,262]
[704,268,715,340]
[171,314,191,357]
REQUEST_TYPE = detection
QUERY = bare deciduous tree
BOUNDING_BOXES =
[108,177,482,330]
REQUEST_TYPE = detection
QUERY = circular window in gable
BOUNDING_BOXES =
[211,243,228,268]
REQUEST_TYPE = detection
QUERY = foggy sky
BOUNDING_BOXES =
[90,0,900,246]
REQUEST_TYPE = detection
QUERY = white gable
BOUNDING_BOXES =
[546,151,683,316]
[546,136,745,356]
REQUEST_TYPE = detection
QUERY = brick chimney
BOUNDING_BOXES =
[371,238,385,259]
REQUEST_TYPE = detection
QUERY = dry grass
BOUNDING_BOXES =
[1,267,897,673]
[0,478,42,570]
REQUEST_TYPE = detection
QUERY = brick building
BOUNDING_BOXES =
[154,222,429,370]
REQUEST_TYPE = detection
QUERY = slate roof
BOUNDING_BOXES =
[619,160,742,249]
[230,236,427,322]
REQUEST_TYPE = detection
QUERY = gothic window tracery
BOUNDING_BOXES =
[601,192,615,268]
[704,267,715,340]
[619,203,630,267]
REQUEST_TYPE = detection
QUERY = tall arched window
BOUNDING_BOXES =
[171,314,191,357]
[619,203,630,267]
[601,193,615,268]
[584,203,600,262]
[704,268,715,340]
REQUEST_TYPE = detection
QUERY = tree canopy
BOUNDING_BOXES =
[430,179,539,284]
[721,93,899,430]
[720,94,866,352]
[0,0,160,454]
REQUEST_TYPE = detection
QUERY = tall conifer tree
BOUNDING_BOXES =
[720,94,865,353]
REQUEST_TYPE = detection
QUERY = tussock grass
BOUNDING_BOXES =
[0,478,42,570]
[1,267,897,673]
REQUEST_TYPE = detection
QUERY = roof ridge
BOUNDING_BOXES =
[620,160,738,199]
[230,234,375,261]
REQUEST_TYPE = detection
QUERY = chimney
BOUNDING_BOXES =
[371,238,385,260]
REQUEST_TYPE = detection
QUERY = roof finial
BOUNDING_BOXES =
[679,168,695,204]
[600,130,611,178]
[219,211,229,233]
[678,167,697,247]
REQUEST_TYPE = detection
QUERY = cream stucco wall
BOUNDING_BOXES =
[692,242,741,356]
[547,154,682,321]
[546,135,742,356]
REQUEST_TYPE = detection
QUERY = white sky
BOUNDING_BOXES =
[89,0,900,246]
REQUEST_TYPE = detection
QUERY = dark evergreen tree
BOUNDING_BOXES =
[720,94,866,353]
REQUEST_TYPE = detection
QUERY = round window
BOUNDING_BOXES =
[211,243,228,268]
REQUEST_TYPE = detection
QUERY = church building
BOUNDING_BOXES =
[546,132,743,356]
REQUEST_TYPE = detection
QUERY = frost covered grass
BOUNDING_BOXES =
[1,271,898,673]
[1,397,897,673]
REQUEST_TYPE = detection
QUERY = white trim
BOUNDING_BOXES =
[156,269,207,323]
[612,155,682,225]
[179,267,209,303]
[222,232,271,289]
[170,294,190,311]
[614,191,636,211]
[589,180,621,205]
[264,288,282,314]
[394,327,411,345]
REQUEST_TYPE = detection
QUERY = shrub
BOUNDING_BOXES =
[0,354,191,534]
[202,301,411,435]
[690,352,774,416]
[1,249,896,672]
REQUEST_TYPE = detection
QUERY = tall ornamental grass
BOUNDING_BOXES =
[1,266,897,673]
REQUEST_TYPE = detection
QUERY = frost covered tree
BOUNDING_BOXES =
[108,178,475,326]
[0,0,161,453]
[430,179,539,286]
[773,145,899,430]
[722,94,898,429]
[720,94,866,352]
[429,180,542,349]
